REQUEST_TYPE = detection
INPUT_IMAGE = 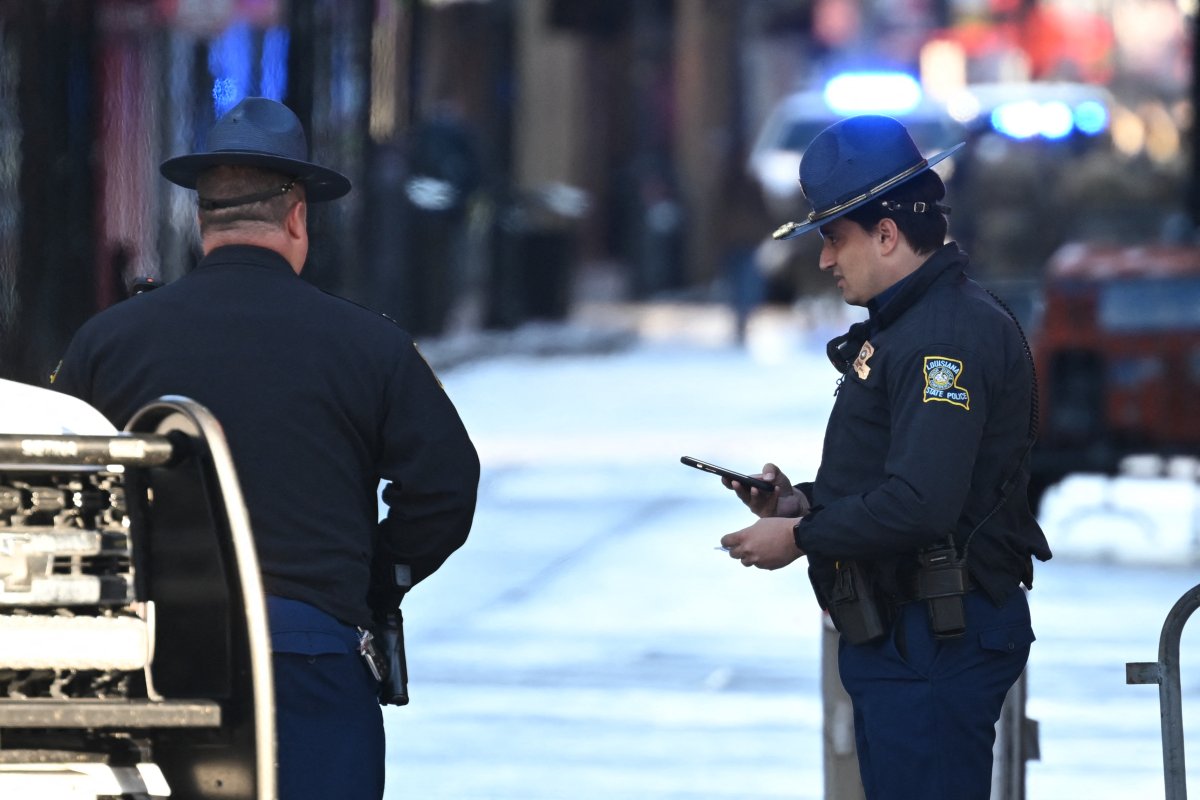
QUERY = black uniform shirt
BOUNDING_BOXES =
[797,243,1051,604]
[54,245,480,627]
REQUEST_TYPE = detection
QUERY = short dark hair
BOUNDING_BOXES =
[843,169,948,254]
[195,165,301,235]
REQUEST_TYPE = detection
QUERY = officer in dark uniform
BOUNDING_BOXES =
[716,115,1051,800]
[52,97,480,800]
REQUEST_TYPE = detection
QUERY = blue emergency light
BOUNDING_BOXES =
[991,98,1109,140]
[823,72,923,116]
[1073,100,1109,135]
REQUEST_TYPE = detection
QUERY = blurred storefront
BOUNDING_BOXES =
[0,0,98,385]
[0,0,1195,383]
[0,0,714,385]
[0,0,381,383]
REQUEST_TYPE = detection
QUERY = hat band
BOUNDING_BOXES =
[198,180,298,211]
[806,158,930,225]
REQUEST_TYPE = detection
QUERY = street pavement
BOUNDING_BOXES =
[385,304,1200,799]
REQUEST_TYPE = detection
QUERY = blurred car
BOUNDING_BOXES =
[1028,242,1200,509]
[749,72,967,219]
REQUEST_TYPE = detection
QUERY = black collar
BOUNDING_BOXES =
[198,244,296,274]
[826,243,967,374]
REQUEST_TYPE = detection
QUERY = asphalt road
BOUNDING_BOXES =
[384,310,1200,799]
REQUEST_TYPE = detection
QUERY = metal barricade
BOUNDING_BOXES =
[1127,582,1200,799]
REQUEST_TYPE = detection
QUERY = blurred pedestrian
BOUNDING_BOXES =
[715,154,768,345]
[401,99,484,335]
[51,96,480,800]
[714,114,1051,800]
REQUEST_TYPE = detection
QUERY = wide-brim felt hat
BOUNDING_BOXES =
[772,114,963,241]
[160,96,351,202]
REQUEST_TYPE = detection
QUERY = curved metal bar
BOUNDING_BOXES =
[1127,582,1200,799]
[127,396,277,800]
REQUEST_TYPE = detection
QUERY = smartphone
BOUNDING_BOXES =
[680,456,775,493]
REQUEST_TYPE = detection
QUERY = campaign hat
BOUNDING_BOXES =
[160,96,351,202]
[772,114,962,240]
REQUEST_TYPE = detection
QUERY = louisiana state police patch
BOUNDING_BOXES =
[922,356,970,410]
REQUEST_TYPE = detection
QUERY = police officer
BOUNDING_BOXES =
[52,97,480,799]
[717,115,1051,800]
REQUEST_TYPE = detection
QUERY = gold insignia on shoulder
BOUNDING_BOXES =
[852,341,874,380]
[49,360,62,385]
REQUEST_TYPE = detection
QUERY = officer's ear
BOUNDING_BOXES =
[284,198,307,240]
[281,199,309,274]
[876,218,900,255]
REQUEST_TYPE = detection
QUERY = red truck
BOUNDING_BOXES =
[1028,242,1200,509]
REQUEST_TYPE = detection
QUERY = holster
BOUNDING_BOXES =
[821,560,887,645]
[374,610,410,706]
[368,561,413,706]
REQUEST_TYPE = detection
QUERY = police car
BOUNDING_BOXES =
[945,80,1112,142]
[749,72,967,219]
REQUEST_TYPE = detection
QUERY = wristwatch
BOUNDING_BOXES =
[792,506,821,550]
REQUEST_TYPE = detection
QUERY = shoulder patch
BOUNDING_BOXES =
[922,356,970,410]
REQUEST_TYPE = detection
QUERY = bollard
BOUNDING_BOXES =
[1127,582,1200,800]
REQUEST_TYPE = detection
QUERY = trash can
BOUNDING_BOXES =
[615,153,685,299]
[486,184,586,330]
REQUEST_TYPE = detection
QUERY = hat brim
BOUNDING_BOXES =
[773,142,964,241]
[160,151,351,203]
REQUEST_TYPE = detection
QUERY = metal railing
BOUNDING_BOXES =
[1127,582,1200,799]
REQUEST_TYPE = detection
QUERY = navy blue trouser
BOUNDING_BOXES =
[273,652,385,800]
[838,588,1034,800]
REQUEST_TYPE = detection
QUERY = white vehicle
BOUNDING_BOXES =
[749,72,967,218]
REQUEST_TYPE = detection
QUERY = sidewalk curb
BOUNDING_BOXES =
[417,319,638,373]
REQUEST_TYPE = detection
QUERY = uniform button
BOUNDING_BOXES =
[1007,642,1015,651]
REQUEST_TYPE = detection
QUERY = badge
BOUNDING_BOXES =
[922,356,970,410]
[49,360,62,385]
[852,341,874,380]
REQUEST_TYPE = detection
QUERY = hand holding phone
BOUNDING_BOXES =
[680,456,775,493]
